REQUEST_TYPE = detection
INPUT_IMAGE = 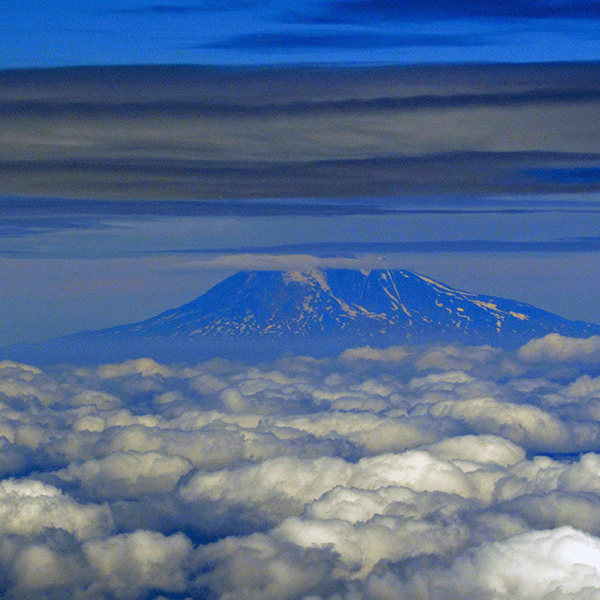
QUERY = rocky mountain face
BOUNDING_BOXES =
[6,269,600,364]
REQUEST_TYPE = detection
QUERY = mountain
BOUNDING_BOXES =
[5,269,600,364]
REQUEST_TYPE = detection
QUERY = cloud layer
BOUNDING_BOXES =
[2,64,600,199]
[1,335,600,597]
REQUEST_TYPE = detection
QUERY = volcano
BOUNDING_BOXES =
[5,269,600,364]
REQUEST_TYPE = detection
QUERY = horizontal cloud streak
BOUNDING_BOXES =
[174,238,600,258]
[296,0,600,22]
[111,1,260,14]
[207,30,497,51]
[2,63,600,199]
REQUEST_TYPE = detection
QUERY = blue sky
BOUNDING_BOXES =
[4,0,600,68]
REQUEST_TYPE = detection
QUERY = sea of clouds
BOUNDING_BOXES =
[3,333,600,598]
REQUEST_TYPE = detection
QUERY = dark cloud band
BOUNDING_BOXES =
[2,63,600,200]
[205,30,496,51]
[294,0,600,23]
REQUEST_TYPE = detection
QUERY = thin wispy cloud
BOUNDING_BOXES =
[111,1,260,14]
[173,238,600,257]
[292,0,600,23]
[172,253,389,271]
[206,30,497,51]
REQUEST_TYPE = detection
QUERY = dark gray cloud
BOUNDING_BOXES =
[4,153,600,200]
[2,63,600,200]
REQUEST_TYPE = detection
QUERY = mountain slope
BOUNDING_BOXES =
[5,269,600,364]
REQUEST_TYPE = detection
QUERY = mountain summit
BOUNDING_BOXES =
[6,269,600,363]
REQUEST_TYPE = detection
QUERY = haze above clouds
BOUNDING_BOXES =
[4,193,600,346]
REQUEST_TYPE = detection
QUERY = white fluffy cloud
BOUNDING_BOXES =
[415,344,501,371]
[429,396,573,451]
[84,530,193,598]
[80,357,177,379]
[0,478,113,539]
[274,514,468,577]
[0,343,600,598]
[54,451,194,498]
[339,345,411,363]
[518,334,600,362]
[264,412,438,453]
[425,527,600,599]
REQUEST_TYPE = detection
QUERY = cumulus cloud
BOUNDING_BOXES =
[54,451,194,499]
[94,357,177,379]
[415,343,501,371]
[1,342,600,597]
[0,479,113,539]
[422,527,600,599]
[264,412,439,454]
[83,530,193,598]
[0,361,42,378]
[273,514,468,577]
[339,345,411,363]
[11,543,87,593]
[429,396,573,451]
[565,374,600,398]
[518,333,600,362]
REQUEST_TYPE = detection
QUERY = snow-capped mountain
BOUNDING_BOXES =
[5,268,599,364]
[93,268,600,342]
